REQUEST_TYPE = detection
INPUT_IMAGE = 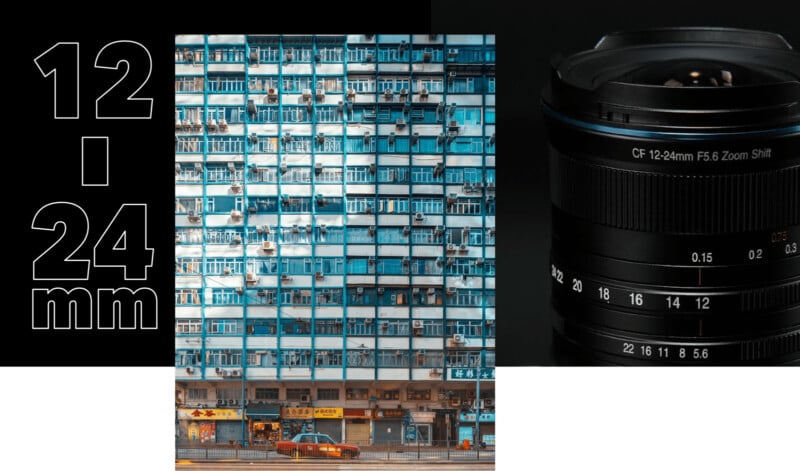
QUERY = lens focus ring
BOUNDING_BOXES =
[551,148,800,233]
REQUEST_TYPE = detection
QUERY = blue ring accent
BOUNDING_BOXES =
[543,105,800,141]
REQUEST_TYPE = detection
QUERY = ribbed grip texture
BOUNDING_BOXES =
[741,281,800,311]
[740,331,800,361]
[551,151,800,233]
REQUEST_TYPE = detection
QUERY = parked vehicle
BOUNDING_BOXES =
[275,433,360,459]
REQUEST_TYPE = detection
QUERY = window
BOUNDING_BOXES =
[281,106,310,123]
[413,350,444,368]
[208,47,244,63]
[346,257,375,275]
[317,47,344,62]
[411,319,443,337]
[315,226,344,244]
[447,198,482,215]
[377,197,409,214]
[347,47,375,63]
[346,349,375,367]
[187,388,207,400]
[411,198,444,214]
[345,135,376,153]
[446,320,484,337]
[175,76,204,93]
[207,136,244,154]
[345,319,376,336]
[203,227,241,245]
[377,350,409,367]
[345,388,370,400]
[176,319,201,334]
[376,227,408,244]
[377,45,409,63]
[412,287,443,305]
[279,289,312,306]
[247,320,277,336]
[176,257,202,274]
[210,288,242,305]
[281,351,312,367]
[412,47,443,63]
[216,388,242,402]
[317,388,340,400]
[282,75,313,92]
[315,319,344,335]
[346,196,374,214]
[446,350,482,367]
[247,350,278,367]
[378,77,410,92]
[346,166,375,183]
[316,106,341,123]
[205,258,244,275]
[175,289,200,305]
[207,319,240,335]
[281,196,313,213]
[206,74,245,93]
[377,389,400,400]
[411,166,443,183]
[314,258,344,275]
[286,388,311,401]
[347,76,376,93]
[406,389,431,400]
[255,388,279,400]
[281,167,311,183]
[315,351,343,367]
[448,137,483,154]
[176,350,201,366]
[376,258,407,275]
[377,319,409,335]
[449,289,484,307]
[207,350,242,366]
[248,75,279,91]
[175,164,202,183]
[410,228,443,245]
[377,167,409,183]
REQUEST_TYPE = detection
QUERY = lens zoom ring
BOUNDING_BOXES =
[741,281,800,311]
[551,151,800,233]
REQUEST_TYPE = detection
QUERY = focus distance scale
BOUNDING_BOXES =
[542,27,800,365]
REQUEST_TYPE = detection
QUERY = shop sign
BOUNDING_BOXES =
[281,407,314,419]
[458,412,495,422]
[409,411,436,423]
[178,408,243,420]
[313,407,343,419]
[374,408,404,419]
[343,408,372,418]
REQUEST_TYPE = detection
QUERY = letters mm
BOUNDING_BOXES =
[32,287,158,330]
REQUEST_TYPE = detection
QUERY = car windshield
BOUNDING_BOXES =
[317,435,335,444]
[295,435,315,443]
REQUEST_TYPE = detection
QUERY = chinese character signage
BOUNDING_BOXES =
[177,408,243,421]
[313,408,343,419]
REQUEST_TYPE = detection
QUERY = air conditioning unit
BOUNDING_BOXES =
[246,272,258,283]
[485,319,494,326]
[384,89,393,97]
[450,397,461,407]
[458,244,468,252]
[347,88,356,98]
[356,287,364,294]
[281,274,292,281]
[395,118,406,128]
[446,244,457,253]
[230,210,243,221]
[231,181,242,193]
[185,366,194,374]
[412,320,424,329]
[448,48,459,58]
[364,318,373,324]
[414,212,424,221]
[285,50,294,61]
[484,398,494,407]
[423,51,433,62]
[231,369,241,377]
[368,256,376,264]
[452,333,465,344]
[262,241,275,251]
[448,120,460,130]
[300,394,311,402]
[316,88,325,97]
[220,369,229,377]
[427,287,436,295]
[315,271,325,280]
[446,287,457,296]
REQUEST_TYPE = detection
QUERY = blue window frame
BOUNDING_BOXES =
[376,227,408,244]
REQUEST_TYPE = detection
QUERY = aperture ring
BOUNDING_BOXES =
[550,148,800,233]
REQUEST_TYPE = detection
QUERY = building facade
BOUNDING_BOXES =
[174,34,496,447]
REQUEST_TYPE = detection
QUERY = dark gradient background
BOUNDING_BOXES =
[434,0,800,365]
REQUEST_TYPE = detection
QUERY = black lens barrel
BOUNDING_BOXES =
[543,28,800,365]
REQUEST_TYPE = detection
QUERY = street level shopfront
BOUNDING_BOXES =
[177,408,244,444]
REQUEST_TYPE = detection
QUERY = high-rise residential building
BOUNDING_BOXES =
[175,34,495,447]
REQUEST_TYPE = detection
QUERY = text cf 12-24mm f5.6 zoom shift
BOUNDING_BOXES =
[543,28,800,365]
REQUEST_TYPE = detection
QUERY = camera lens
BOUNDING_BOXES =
[542,28,800,365]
